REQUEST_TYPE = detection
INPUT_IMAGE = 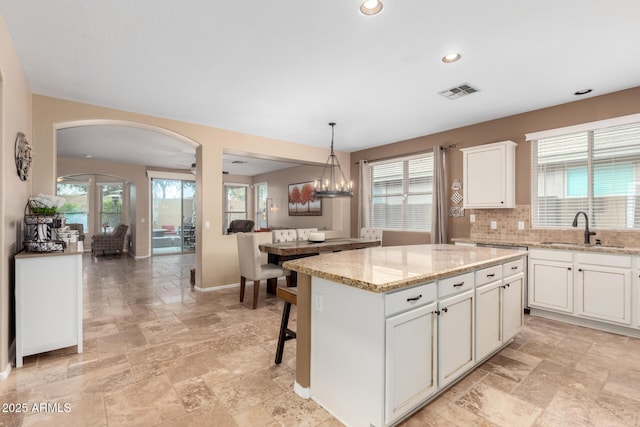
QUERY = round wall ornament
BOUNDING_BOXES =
[15,132,32,181]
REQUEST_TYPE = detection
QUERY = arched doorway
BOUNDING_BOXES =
[55,120,200,258]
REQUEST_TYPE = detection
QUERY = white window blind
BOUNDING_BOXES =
[531,121,640,229]
[370,154,433,231]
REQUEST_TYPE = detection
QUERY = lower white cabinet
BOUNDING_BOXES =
[438,289,475,387]
[475,280,502,361]
[502,273,524,342]
[529,250,573,313]
[385,302,438,425]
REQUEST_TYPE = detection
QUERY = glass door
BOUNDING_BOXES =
[98,182,123,233]
[57,180,90,239]
[152,178,195,254]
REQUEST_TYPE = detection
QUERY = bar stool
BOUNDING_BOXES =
[275,287,297,364]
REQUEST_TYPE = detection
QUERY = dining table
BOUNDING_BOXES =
[258,237,381,289]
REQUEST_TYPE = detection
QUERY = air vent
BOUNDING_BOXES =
[439,83,479,100]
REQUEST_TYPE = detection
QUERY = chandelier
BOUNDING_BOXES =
[314,123,353,198]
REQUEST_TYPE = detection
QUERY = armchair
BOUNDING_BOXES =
[227,219,254,234]
[91,223,129,256]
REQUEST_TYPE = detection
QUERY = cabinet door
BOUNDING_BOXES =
[502,273,524,342]
[576,265,631,325]
[464,146,505,207]
[529,259,573,313]
[438,290,474,387]
[385,302,438,425]
[475,280,502,361]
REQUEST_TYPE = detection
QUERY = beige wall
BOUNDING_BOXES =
[253,165,338,232]
[0,15,32,375]
[350,86,640,243]
[31,95,352,290]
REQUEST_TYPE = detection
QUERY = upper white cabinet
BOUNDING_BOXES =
[461,141,517,208]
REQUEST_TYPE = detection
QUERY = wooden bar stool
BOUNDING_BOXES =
[275,287,297,364]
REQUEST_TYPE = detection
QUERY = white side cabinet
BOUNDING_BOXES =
[528,249,574,313]
[475,265,503,361]
[15,248,83,367]
[502,272,525,342]
[461,140,517,208]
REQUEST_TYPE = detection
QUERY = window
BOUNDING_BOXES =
[370,154,434,231]
[255,182,268,229]
[224,183,248,233]
[56,181,90,231]
[530,118,640,229]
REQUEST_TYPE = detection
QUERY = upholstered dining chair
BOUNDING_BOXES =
[236,232,291,309]
[296,228,318,241]
[272,229,297,243]
[360,227,384,241]
[91,223,129,256]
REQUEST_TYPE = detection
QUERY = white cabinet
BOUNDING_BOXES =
[475,280,502,361]
[502,273,524,342]
[15,249,83,368]
[438,289,475,387]
[528,249,573,313]
[385,302,438,425]
[461,141,517,209]
[575,252,632,326]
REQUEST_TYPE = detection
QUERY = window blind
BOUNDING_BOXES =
[531,121,640,229]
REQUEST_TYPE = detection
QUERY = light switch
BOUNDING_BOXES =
[518,221,525,230]
[470,214,476,223]
[490,221,497,229]
[205,221,210,229]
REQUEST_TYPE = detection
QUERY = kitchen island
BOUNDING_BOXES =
[282,244,527,427]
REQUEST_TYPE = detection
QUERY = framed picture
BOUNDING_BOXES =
[288,181,322,216]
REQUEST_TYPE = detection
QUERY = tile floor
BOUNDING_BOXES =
[1,253,639,426]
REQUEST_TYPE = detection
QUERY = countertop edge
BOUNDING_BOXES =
[452,238,640,255]
[284,251,526,293]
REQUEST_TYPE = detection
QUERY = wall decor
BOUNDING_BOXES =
[288,181,322,216]
[15,132,32,181]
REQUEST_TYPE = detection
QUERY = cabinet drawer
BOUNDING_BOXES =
[385,282,437,317]
[438,272,475,298]
[475,265,502,286]
[503,258,525,277]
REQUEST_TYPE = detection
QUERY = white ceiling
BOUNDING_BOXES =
[2,1,640,170]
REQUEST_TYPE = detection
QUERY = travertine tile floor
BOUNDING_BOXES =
[1,253,639,426]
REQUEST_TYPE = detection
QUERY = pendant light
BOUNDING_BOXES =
[314,123,353,198]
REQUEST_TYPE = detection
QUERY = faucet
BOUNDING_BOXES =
[572,211,596,244]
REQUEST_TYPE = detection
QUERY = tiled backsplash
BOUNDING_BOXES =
[469,205,640,247]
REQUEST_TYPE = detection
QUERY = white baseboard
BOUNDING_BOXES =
[294,382,311,399]
[0,363,11,380]
[194,282,240,292]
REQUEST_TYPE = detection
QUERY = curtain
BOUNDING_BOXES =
[431,145,448,243]
[358,160,371,233]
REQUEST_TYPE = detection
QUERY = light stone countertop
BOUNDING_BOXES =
[15,243,83,259]
[452,238,640,255]
[282,244,526,293]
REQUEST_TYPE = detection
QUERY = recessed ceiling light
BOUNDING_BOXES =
[574,88,593,96]
[442,52,461,63]
[85,154,93,158]
[360,0,383,16]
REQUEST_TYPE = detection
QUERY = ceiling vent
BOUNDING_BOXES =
[439,83,479,100]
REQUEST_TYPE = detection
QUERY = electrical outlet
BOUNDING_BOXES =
[490,221,497,229]
[518,221,525,230]
[315,293,323,312]
[470,214,476,223]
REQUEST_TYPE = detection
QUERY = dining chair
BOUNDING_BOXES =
[296,228,318,241]
[272,229,297,243]
[360,227,384,241]
[236,232,291,309]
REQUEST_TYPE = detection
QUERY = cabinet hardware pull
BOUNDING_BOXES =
[406,294,422,302]
[511,266,518,270]
[453,282,464,287]
[578,268,583,272]
[435,310,441,315]
[442,307,448,313]
[486,274,495,277]
[568,267,572,271]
